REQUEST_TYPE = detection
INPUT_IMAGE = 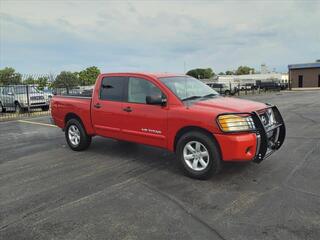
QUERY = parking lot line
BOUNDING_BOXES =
[17,119,58,128]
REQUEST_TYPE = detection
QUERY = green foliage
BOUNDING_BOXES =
[37,77,49,90]
[218,72,225,75]
[0,67,22,85]
[225,70,234,75]
[24,76,36,85]
[186,68,215,79]
[235,66,255,75]
[23,76,48,90]
[52,71,79,91]
[78,66,100,86]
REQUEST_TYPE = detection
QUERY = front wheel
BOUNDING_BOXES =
[15,103,24,113]
[176,131,222,179]
[65,119,92,151]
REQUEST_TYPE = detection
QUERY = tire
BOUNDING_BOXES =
[15,103,24,113]
[41,106,49,111]
[176,131,222,180]
[65,118,91,151]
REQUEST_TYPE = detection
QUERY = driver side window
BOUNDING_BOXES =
[128,77,163,104]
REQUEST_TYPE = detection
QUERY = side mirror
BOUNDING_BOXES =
[146,95,167,106]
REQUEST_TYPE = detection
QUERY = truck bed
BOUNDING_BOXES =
[51,95,94,134]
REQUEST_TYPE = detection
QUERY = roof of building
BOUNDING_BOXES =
[288,62,320,70]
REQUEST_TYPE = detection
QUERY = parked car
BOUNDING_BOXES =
[0,85,50,113]
[206,83,235,95]
[51,73,286,179]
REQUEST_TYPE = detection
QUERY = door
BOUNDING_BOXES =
[298,75,303,88]
[2,87,15,108]
[121,77,168,148]
[91,76,127,139]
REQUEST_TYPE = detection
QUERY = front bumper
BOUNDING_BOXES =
[216,106,286,162]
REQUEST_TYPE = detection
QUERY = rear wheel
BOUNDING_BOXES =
[176,131,222,179]
[65,119,91,151]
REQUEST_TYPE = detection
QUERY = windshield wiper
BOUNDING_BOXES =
[182,95,203,101]
[202,93,217,98]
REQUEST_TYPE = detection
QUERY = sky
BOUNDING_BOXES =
[0,0,319,75]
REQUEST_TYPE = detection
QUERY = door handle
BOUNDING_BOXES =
[123,106,132,112]
[94,103,101,109]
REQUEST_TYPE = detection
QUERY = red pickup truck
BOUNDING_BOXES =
[51,73,285,179]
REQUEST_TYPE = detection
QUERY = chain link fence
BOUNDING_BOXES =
[0,85,51,122]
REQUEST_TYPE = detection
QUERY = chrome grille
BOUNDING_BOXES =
[30,96,44,101]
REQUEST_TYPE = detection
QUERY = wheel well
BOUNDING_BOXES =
[174,126,221,153]
[64,113,84,128]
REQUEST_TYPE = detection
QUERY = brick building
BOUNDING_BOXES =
[288,61,320,88]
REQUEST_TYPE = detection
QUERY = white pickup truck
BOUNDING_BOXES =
[0,85,50,113]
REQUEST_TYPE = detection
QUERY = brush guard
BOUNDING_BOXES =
[251,106,286,163]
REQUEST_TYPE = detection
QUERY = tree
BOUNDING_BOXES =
[24,76,48,90]
[225,70,234,75]
[37,77,48,90]
[52,71,79,93]
[78,66,100,86]
[24,76,36,85]
[235,66,255,75]
[186,68,215,79]
[218,72,225,75]
[0,67,22,85]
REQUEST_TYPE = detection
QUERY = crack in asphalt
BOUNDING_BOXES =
[140,181,227,240]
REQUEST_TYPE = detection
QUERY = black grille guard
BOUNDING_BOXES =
[251,105,286,163]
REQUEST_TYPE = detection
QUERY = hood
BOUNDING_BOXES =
[189,96,267,113]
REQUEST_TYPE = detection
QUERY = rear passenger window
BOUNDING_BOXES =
[100,77,126,101]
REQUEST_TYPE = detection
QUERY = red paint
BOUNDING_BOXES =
[51,72,273,162]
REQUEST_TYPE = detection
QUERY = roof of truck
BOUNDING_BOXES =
[102,72,185,78]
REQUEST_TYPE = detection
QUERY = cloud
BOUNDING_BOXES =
[0,0,319,74]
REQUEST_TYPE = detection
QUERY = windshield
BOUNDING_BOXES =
[15,87,40,94]
[159,76,218,101]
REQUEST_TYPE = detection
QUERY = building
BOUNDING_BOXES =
[288,61,320,88]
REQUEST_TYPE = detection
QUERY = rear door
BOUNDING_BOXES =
[121,77,168,148]
[91,76,127,139]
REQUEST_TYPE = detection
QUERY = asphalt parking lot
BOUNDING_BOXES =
[1,91,319,240]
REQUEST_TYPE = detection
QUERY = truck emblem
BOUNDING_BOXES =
[261,115,267,125]
[141,128,162,134]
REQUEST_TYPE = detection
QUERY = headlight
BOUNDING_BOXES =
[217,114,255,132]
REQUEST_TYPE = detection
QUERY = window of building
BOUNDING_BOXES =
[100,76,127,101]
[128,77,163,104]
[318,75,320,87]
[298,75,303,88]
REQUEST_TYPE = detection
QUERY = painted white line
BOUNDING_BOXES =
[17,120,58,128]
